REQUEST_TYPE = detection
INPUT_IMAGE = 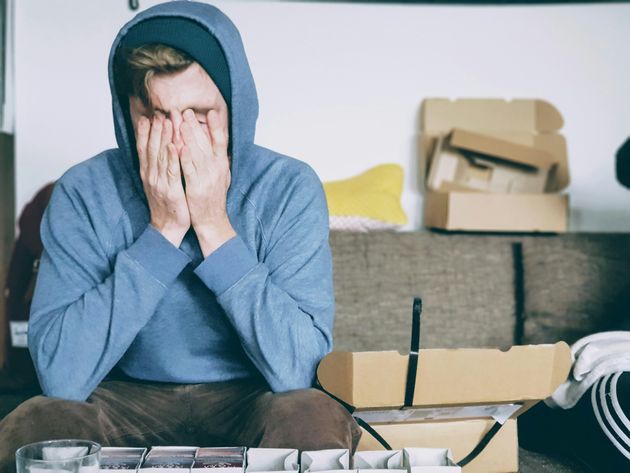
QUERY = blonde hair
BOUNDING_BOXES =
[118,44,193,106]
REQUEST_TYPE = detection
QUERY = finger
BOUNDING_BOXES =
[157,121,171,181]
[136,117,150,174]
[179,144,196,180]
[147,117,163,171]
[180,118,200,156]
[166,143,182,185]
[183,109,212,156]
[207,110,228,162]
[161,118,173,152]
[180,121,202,173]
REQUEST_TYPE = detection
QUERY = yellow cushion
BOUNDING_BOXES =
[323,164,407,226]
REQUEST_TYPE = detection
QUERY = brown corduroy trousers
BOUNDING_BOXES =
[0,378,362,473]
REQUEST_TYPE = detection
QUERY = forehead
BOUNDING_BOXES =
[147,62,221,112]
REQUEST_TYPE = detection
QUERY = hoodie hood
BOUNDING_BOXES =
[108,0,259,197]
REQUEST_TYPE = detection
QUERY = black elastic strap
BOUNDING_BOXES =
[456,420,503,467]
[353,417,393,450]
[512,243,525,345]
[404,297,422,408]
[356,417,507,464]
[314,377,356,414]
[314,377,392,450]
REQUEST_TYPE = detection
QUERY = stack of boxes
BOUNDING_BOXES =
[421,98,570,233]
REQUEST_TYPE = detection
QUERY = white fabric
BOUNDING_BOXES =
[546,331,630,409]
[329,216,399,232]
[42,446,88,460]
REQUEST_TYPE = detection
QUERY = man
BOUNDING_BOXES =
[0,1,360,469]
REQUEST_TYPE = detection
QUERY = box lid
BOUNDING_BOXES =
[420,98,569,192]
[422,99,563,134]
[317,343,571,409]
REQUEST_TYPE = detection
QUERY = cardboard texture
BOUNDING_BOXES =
[421,98,570,232]
[425,191,569,233]
[317,343,572,473]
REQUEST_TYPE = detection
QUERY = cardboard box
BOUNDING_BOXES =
[421,99,570,233]
[100,447,147,472]
[427,129,556,194]
[354,450,405,473]
[357,419,515,473]
[139,447,197,473]
[246,448,299,473]
[300,449,350,473]
[193,447,245,473]
[317,343,572,473]
[424,191,569,233]
[403,448,460,473]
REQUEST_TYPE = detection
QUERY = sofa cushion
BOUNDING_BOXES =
[330,232,517,351]
[522,234,630,345]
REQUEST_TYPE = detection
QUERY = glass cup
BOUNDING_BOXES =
[16,439,101,473]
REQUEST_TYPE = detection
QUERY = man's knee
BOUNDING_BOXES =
[256,388,362,452]
[0,395,101,448]
[0,395,101,473]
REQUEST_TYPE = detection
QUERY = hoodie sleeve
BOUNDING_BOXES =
[194,166,334,392]
[28,179,191,401]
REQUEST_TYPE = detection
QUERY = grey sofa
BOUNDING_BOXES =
[2,231,629,472]
[330,231,630,472]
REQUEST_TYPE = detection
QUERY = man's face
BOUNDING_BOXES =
[129,61,229,156]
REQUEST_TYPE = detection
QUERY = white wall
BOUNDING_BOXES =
[14,0,630,231]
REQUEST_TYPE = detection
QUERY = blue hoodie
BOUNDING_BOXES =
[28,1,334,402]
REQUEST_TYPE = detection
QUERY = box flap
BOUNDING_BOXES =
[316,351,355,404]
[449,129,556,170]
[422,99,563,134]
[317,343,572,409]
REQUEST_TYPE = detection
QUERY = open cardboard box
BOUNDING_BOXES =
[427,129,557,194]
[317,343,572,473]
[421,99,570,233]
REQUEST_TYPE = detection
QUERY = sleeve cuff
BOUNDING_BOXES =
[125,224,191,286]
[194,235,258,295]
